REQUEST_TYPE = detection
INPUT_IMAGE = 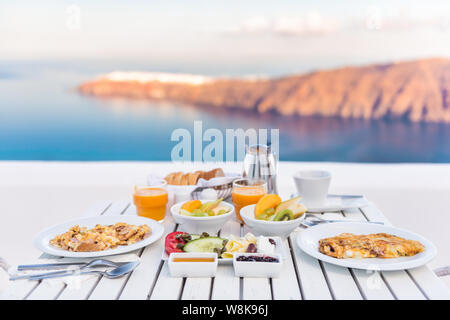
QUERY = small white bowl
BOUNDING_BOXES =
[169,252,218,277]
[239,204,305,237]
[233,253,282,278]
[170,199,234,234]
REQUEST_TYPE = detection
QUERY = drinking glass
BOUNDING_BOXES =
[133,180,168,221]
[232,178,267,222]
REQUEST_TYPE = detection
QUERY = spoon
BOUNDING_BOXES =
[29,260,140,280]
[18,258,125,271]
[10,259,122,281]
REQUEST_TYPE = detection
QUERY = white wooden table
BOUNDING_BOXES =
[2,199,449,300]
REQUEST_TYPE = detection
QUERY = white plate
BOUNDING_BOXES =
[291,194,369,212]
[296,222,436,271]
[162,236,287,264]
[34,215,164,258]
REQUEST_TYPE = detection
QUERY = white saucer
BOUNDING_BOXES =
[291,194,369,212]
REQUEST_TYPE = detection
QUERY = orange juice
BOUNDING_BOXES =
[133,188,168,221]
[232,186,266,221]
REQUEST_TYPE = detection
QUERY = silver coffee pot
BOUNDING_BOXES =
[242,144,278,194]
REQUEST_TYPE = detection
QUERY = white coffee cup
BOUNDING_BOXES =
[293,170,331,207]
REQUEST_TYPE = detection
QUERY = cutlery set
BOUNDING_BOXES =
[10,259,139,281]
[301,213,384,228]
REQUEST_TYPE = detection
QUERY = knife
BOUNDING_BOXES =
[17,261,127,271]
[328,194,364,199]
[291,193,364,199]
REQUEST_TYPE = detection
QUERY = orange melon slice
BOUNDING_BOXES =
[254,194,282,218]
[181,200,202,213]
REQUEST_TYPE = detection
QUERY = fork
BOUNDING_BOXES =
[29,261,140,280]
[10,259,122,281]
[303,214,384,226]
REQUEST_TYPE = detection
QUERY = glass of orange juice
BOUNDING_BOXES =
[232,178,267,222]
[133,180,168,221]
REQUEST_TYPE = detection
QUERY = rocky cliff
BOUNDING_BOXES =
[78,58,450,122]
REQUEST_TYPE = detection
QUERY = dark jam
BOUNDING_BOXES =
[236,255,279,262]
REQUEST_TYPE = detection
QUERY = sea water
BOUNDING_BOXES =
[1,62,449,162]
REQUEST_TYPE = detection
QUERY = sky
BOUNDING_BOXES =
[2,0,450,75]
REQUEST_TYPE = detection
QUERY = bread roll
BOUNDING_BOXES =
[164,168,225,185]
[181,173,192,185]
[195,170,206,180]
[188,172,200,185]
[212,168,225,178]
[172,172,183,185]
[164,172,176,184]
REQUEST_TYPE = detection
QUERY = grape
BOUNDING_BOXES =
[236,255,279,262]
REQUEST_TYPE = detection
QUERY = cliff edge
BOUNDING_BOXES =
[78,58,450,123]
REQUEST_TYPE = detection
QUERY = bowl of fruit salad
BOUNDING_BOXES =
[239,195,307,237]
[170,199,234,234]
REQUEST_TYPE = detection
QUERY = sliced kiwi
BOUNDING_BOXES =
[271,209,294,221]
[256,207,276,220]
[189,209,209,217]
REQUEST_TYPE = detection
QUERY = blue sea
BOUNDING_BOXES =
[1,61,450,162]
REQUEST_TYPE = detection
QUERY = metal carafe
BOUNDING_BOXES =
[242,144,277,193]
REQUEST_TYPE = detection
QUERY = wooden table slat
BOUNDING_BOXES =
[317,212,363,300]
[119,205,174,300]
[360,205,450,300]
[320,262,363,300]
[26,282,65,300]
[87,203,145,300]
[341,208,395,300]
[0,279,39,300]
[147,210,183,300]
[149,262,184,300]
[378,270,426,300]
[271,237,302,300]
[181,277,212,300]
[22,201,115,300]
[242,224,273,300]
[288,229,332,300]
[407,267,450,300]
[56,201,129,300]
[177,222,215,300]
[81,200,113,218]
[211,217,241,300]
[345,206,426,299]
[242,277,272,300]
[211,265,240,300]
